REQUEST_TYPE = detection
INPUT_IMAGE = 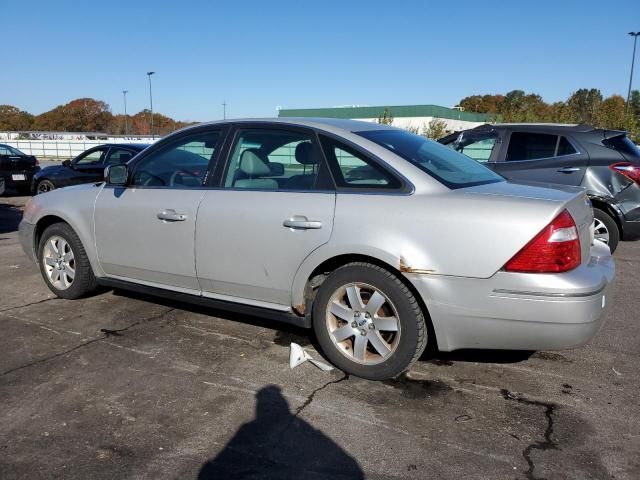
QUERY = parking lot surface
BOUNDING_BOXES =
[1,194,639,479]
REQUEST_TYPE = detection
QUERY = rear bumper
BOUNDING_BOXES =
[0,170,37,190]
[408,241,615,352]
[19,220,37,263]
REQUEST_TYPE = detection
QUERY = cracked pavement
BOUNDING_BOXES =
[1,195,639,479]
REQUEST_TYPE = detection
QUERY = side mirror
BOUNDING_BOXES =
[104,164,128,185]
[270,162,285,176]
[62,159,72,167]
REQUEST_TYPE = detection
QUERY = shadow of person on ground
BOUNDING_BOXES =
[197,385,364,480]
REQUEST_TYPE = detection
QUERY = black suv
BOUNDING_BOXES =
[439,124,640,252]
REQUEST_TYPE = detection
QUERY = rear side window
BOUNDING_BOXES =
[557,137,577,156]
[506,132,558,161]
[320,136,402,189]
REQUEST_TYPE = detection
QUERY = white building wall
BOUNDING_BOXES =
[353,116,486,133]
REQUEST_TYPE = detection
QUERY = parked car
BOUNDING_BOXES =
[0,144,39,195]
[439,124,640,253]
[32,143,149,194]
[19,119,614,380]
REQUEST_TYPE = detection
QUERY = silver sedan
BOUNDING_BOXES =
[19,118,615,380]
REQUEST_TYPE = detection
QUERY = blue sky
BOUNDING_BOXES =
[3,0,639,121]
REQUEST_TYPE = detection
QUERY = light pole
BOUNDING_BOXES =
[626,32,640,111]
[222,100,227,120]
[122,90,129,135]
[146,71,155,138]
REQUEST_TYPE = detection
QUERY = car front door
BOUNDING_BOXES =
[490,131,587,186]
[70,147,109,185]
[195,125,336,308]
[94,128,225,292]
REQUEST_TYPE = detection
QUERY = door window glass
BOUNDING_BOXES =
[320,136,400,188]
[223,129,324,190]
[75,148,105,165]
[131,131,220,187]
[557,137,577,156]
[506,132,558,161]
[446,133,498,163]
[104,148,136,165]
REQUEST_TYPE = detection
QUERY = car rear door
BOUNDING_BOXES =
[195,124,336,308]
[94,127,226,292]
[490,130,587,186]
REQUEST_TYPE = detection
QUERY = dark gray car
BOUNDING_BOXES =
[439,124,640,252]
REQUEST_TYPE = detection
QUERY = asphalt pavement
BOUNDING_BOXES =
[1,194,638,479]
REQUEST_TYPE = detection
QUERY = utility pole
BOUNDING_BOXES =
[626,32,640,111]
[147,71,156,138]
[222,101,227,120]
[122,90,129,135]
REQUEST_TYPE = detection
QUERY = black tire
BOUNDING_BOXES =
[36,179,56,195]
[593,208,619,254]
[38,222,98,299]
[312,262,428,380]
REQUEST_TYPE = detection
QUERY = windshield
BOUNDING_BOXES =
[356,129,504,189]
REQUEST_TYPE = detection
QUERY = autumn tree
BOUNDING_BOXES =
[377,108,394,125]
[565,88,603,124]
[0,105,34,130]
[459,94,505,114]
[423,118,448,139]
[33,98,112,132]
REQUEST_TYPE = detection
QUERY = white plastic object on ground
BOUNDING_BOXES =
[289,343,334,372]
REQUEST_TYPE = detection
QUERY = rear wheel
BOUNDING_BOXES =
[593,208,619,253]
[36,179,55,194]
[38,223,98,299]
[312,262,428,380]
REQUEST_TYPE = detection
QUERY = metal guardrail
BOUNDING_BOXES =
[3,138,157,160]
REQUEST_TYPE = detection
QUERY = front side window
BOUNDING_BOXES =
[356,129,503,189]
[506,132,558,161]
[223,129,326,190]
[131,131,220,187]
[104,148,136,165]
[75,148,105,165]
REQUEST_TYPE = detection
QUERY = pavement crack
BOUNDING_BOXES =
[1,307,175,377]
[501,389,558,480]
[0,297,59,314]
[294,373,349,417]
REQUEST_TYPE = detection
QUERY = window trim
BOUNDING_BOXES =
[502,131,582,163]
[318,132,414,195]
[214,123,336,193]
[123,126,228,190]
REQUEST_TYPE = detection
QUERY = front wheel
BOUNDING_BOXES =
[38,223,98,299]
[312,262,428,380]
[593,208,619,254]
[36,179,56,195]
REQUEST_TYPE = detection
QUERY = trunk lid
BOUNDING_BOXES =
[0,154,37,171]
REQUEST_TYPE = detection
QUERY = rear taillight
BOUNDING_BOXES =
[504,209,581,273]
[610,162,640,184]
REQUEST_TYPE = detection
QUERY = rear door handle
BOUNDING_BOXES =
[283,216,322,230]
[157,209,187,222]
[557,167,581,173]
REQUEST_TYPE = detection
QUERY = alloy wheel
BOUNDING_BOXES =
[37,180,55,194]
[325,282,401,365]
[594,218,610,244]
[42,235,75,290]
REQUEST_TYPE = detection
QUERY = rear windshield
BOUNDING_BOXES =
[356,129,504,189]
[603,135,640,158]
[0,145,26,156]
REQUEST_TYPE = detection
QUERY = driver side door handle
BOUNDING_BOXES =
[157,209,188,222]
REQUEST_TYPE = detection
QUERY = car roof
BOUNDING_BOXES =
[177,117,397,136]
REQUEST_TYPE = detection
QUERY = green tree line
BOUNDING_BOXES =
[458,88,640,141]
[0,98,194,136]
